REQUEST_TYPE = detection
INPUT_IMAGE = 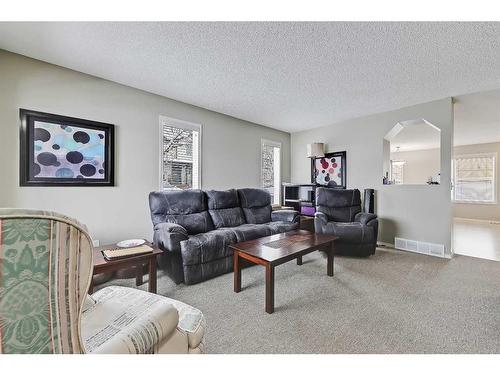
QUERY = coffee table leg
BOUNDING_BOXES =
[234,251,241,293]
[296,256,303,265]
[265,264,275,314]
[327,244,334,277]
[149,257,157,294]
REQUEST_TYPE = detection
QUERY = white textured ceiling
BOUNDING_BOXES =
[2,22,500,133]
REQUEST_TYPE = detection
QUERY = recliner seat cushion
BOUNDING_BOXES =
[206,189,245,228]
[181,228,238,266]
[232,223,271,242]
[323,221,375,244]
[149,190,213,234]
[237,188,272,224]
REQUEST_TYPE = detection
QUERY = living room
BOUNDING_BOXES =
[1,2,499,374]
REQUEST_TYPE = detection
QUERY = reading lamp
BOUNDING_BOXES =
[306,143,325,158]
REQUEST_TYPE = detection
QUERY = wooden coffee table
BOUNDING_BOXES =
[230,230,338,314]
[90,241,163,294]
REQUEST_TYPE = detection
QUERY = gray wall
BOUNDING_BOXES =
[390,148,441,185]
[291,98,454,255]
[0,50,291,243]
[453,142,500,221]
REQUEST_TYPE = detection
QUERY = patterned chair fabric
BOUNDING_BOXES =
[0,209,93,354]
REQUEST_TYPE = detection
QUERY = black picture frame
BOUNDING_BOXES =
[310,151,347,189]
[20,109,115,186]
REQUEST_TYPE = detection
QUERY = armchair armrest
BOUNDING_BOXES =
[153,222,188,253]
[354,212,378,225]
[271,209,300,223]
[314,212,329,234]
[82,286,180,353]
[314,212,328,224]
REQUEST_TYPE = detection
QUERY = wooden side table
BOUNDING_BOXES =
[90,242,163,294]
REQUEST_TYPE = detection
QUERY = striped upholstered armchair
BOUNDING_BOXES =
[0,209,205,354]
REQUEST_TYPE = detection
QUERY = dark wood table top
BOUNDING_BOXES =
[93,241,163,272]
[229,230,338,264]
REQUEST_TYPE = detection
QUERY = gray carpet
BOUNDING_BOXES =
[97,248,500,353]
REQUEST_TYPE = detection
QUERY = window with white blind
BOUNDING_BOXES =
[390,160,405,184]
[261,139,281,205]
[452,153,496,204]
[159,116,201,190]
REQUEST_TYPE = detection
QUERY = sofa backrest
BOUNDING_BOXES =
[149,190,214,234]
[206,189,246,228]
[237,188,272,224]
[316,188,361,222]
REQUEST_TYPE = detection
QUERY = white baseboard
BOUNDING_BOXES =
[377,241,394,248]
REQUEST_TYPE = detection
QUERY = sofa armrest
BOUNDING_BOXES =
[354,212,378,225]
[271,209,300,223]
[153,222,189,253]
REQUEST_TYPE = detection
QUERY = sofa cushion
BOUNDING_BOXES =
[206,189,245,228]
[149,190,213,234]
[81,286,179,354]
[267,221,299,235]
[316,188,362,222]
[180,228,238,266]
[237,188,272,224]
[232,223,271,242]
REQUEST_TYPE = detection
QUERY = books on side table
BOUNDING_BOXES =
[102,244,154,261]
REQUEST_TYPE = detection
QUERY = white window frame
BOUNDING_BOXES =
[159,115,202,191]
[261,139,282,206]
[390,160,405,185]
[452,152,497,205]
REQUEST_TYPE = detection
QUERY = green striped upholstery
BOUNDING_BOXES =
[0,209,93,354]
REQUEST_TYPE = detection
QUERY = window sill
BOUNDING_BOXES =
[453,200,498,205]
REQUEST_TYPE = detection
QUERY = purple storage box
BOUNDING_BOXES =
[300,206,316,216]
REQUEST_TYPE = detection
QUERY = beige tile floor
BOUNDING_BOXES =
[454,218,500,261]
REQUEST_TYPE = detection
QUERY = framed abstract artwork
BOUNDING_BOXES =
[311,151,347,188]
[20,109,114,186]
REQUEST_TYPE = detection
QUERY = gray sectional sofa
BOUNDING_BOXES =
[149,188,299,285]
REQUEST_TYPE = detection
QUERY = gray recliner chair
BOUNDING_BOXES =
[314,188,378,256]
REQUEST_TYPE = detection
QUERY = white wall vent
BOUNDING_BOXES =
[394,237,445,258]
